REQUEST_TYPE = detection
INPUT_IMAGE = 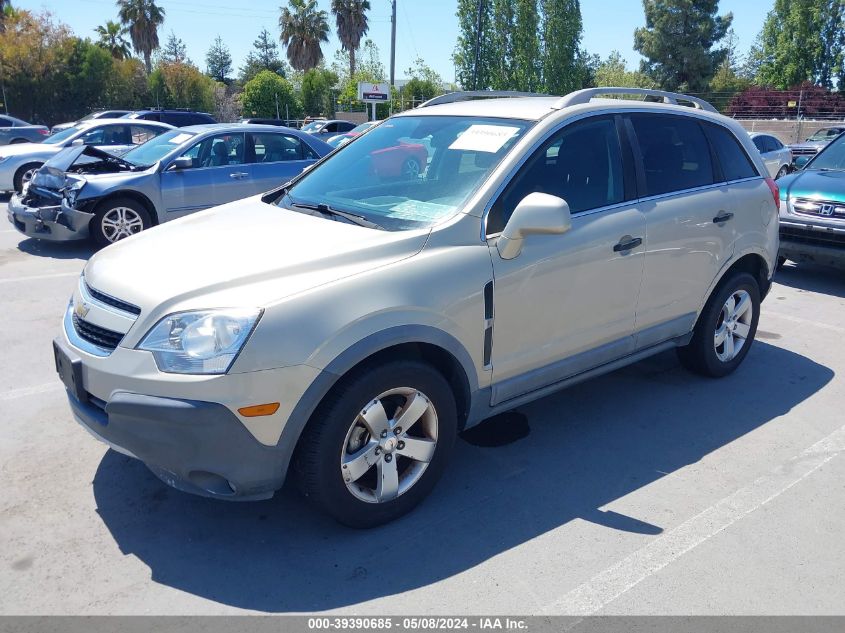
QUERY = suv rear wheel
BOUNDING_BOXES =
[678,271,761,378]
[295,360,457,527]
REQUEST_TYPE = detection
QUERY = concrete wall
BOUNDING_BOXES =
[736,119,844,144]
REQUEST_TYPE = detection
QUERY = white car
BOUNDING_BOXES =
[750,132,792,179]
[0,119,173,192]
[54,88,779,527]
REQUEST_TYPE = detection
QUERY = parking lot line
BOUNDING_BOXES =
[0,382,62,402]
[0,271,79,285]
[541,422,845,615]
[765,310,845,334]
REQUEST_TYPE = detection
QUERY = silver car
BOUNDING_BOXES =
[51,109,133,135]
[750,133,792,179]
[0,114,51,145]
[54,88,779,527]
[0,119,173,192]
[8,123,333,245]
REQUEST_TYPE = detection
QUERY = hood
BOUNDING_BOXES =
[41,145,132,173]
[788,140,826,150]
[28,146,134,198]
[779,169,845,203]
[0,141,58,158]
[83,196,429,318]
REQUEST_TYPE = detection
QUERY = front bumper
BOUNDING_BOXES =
[780,220,845,269]
[7,193,93,241]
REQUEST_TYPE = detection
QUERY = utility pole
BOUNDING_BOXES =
[472,0,484,90]
[390,0,397,115]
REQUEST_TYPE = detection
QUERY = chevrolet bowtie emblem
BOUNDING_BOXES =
[74,300,90,319]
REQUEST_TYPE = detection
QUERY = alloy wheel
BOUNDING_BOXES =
[714,289,753,362]
[100,206,144,242]
[341,387,438,503]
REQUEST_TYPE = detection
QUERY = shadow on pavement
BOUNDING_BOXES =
[92,342,833,612]
[774,262,845,299]
[16,237,96,261]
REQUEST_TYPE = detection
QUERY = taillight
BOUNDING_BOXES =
[765,177,779,209]
[38,129,50,135]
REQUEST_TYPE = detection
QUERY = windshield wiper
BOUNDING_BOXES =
[286,197,384,230]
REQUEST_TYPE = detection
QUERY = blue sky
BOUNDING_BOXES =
[17,0,773,82]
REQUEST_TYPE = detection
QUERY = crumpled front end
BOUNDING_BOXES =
[7,192,93,241]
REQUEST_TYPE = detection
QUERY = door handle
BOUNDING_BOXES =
[713,211,734,223]
[613,236,643,252]
[229,172,249,179]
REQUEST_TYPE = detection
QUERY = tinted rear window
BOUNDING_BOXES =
[706,125,758,181]
[630,114,714,197]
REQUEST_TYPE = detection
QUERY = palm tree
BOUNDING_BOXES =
[279,0,330,73]
[95,21,132,60]
[331,0,370,78]
[0,0,13,33]
[116,0,165,73]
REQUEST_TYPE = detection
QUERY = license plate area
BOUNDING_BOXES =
[53,341,87,403]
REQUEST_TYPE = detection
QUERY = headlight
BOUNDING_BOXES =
[63,180,85,206]
[138,308,262,374]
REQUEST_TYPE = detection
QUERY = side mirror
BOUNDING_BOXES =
[497,192,572,260]
[70,138,84,147]
[168,156,193,171]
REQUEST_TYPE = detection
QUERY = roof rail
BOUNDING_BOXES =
[418,90,549,108]
[553,88,718,113]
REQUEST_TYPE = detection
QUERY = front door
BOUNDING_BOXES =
[487,115,645,405]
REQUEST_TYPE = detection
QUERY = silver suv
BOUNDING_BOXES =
[54,88,780,527]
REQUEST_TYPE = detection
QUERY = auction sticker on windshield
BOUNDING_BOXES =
[169,133,193,144]
[448,124,521,153]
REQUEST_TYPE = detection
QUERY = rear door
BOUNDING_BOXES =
[627,113,735,348]
[247,131,320,193]
[159,132,251,217]
[0,116,14,143]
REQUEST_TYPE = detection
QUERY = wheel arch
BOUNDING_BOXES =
[276,326,479,478]
[88,190,159,226]
[699,251,771,316]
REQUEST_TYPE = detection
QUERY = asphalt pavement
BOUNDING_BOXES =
[2,198,844,615]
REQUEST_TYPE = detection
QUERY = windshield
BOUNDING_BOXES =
[281,115,532,230]
[301,121,323,132]
[807,128,841,141]
[121,129,196,166]
[351,122,376,134]
[43,126,82,144]
[805,134,845,171]
[79,113,97,122]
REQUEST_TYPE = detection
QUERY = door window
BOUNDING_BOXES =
[704,124,758,181]
[630,114,715,196]
[248,132,316,162]
[130,125,163,145]
[80,125,132,145]
[487,116,625,235]
[178,133,245,169]
[0,117,12,127]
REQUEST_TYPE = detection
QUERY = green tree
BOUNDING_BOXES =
[160,30,188,64]
[148,60,215,112]
[454,0,494,89]
[512,0,541,91]
[301,67,337,116]
[205,35,232,83]
[753,0,844,89]
[279,0,330,72]
[402,77,440,106]
[593,51,657,88]
[116,0,165,73]
[488,0,515,89]
[95,20,131,60]
[541,0,584,95]
[331,0,369,78]
[239,28,289,84]
[240,69,302,119]
[634,0,732,92]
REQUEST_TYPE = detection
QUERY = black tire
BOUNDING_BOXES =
[13,162,42,193]
[295,360,457,528]
[10,138,28,144]
[90,197,151,247]
[677,272,761,378]
[775,165,789,180]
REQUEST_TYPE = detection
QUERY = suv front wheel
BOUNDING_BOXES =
[295,360,457,527]
[678,271,761,378]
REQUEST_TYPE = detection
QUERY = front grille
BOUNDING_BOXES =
[72,313,124,351]
[791,198,845,221]
[791,147,819,156]
[781,225,845,248]
[84,281,141,316]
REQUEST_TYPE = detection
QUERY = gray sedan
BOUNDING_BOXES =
[0,118,173,192]
[0,115,50,145]
[7,123,333,245]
